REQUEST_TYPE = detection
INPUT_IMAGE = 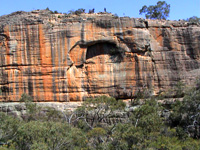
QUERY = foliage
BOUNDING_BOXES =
[68,8,85,15]
[45,7,52,13]
[45,7,50,11]
[174,81,185,98]
[185,16,200,23]
[109,123,144,149]
[130,99,164,134]
[19,93,33,102]
[54,10,59,14]
[5,121,86,150]
[75,96,126,128]
[0,112,20,145]
[169,80,200,138]
[68,10,75,15]
[88,8,95,14]
[113,13,119,19]
[19,93,40,121]
[75,8,85,15]
[1,83,200,149]
[87,127,107,149]
[139,1,170,20]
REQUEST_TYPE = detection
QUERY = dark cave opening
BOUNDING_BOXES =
[86,42,124,62]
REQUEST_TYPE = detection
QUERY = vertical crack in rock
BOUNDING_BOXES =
[134,54,143,89]
[81,21,85,42]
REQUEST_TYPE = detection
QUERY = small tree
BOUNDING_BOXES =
[139,1,170,20]
[89,8,95,14]
[45,7,50,11]
[74,96,126,128]
[186,16,200,23]
[54,10,59,14]
[75,8,85,15]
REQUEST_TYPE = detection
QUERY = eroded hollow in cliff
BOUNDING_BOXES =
[86,42,124,63]
[84,42,126,98]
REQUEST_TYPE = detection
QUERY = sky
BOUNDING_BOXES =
[0,0,199,20]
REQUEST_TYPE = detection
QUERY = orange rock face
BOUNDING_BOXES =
[0,10,200,101]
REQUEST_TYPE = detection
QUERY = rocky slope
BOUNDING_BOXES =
[0,10,200,101]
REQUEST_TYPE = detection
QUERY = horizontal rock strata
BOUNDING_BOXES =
[0,10,200,101]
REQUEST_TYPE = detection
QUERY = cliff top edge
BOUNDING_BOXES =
[0,9,199,30]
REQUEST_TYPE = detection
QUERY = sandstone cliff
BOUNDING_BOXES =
[0,10,200,101]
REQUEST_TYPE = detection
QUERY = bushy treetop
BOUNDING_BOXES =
[139,1,170,20]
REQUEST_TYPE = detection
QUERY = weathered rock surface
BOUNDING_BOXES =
[0,10,200,101]
[0,102,82,115]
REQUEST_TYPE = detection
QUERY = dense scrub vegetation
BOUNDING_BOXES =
[0,80,200,149]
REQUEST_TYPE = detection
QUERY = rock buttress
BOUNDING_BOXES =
[0,11,200,101]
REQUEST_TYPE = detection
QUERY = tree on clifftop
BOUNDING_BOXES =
[186,16,200,23]
[139,1,170,20]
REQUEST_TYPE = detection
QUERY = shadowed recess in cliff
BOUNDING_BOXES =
[0,34,9,41]
[182,28,200,60]
[162,28,172,51]
[86,42,124,63]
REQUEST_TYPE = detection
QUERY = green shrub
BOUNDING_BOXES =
[54,10,58,14]
[19,93,33,102]
[75,8,85,15]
